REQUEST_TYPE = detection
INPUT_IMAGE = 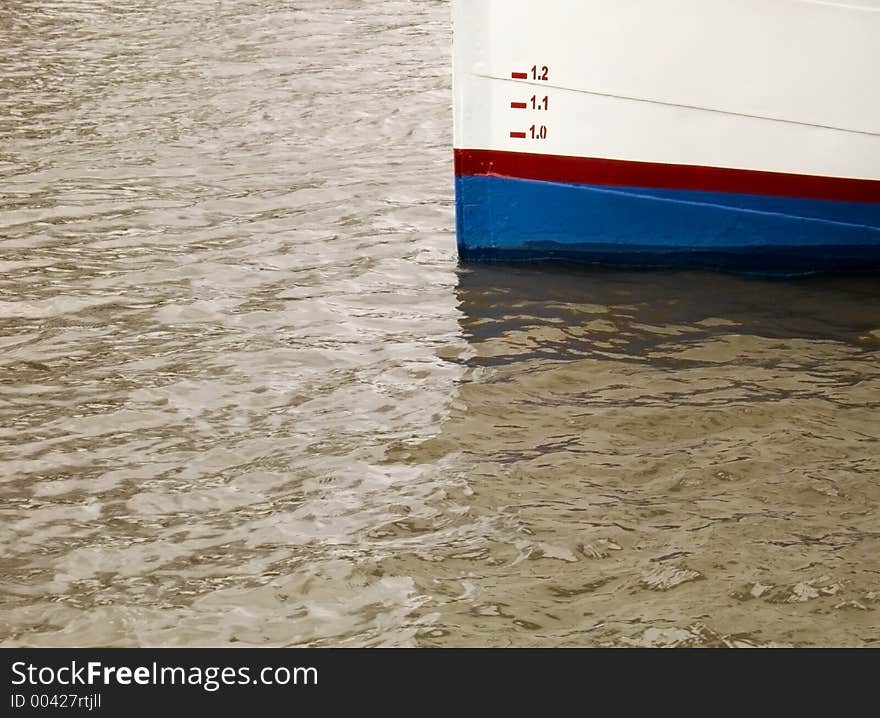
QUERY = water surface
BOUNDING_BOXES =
[1,0,878,647]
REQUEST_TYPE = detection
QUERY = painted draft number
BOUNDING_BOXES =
[509,66,552,142]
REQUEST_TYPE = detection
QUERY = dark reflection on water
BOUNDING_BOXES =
[1,1,878,647]
[428,266,880,646]
[457,265,880,360]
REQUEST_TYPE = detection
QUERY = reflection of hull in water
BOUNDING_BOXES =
[455,264,880,359]
[423,266,880,648]
[453,0,880,274]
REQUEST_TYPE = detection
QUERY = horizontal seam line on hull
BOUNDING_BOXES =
[457,174,880,231]
[566,183,880,232]
[474,74,880,138]
[454,169,880,205]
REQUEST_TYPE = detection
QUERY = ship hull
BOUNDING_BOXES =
[453,0,880,274]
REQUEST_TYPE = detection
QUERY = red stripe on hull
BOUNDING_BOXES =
[454,149,880,205]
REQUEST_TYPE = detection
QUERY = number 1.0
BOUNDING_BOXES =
[529,124,548,140]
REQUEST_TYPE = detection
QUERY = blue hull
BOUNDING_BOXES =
[455,175,880,275]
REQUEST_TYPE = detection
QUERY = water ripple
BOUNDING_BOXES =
[1,0,878,647]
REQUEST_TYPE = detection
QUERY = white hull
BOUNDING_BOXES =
[453,0,880,180]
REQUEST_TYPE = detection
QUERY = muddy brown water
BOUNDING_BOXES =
[1,0,878,647]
